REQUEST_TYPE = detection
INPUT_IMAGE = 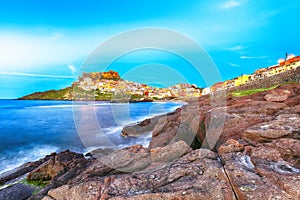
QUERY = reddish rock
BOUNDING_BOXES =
[242,114,300,145]
[220,152,296,199]
[27,150,88,183]
[150,140,192,163]
[253,159,300,199]
[44,181,101,200]
[284,95,300,107]
[264,88,292,102]
[250,146,282,162]
[44,149,235,200]
[218,139,244,154]
[227,100,286,115]
[258,138,300,168]
[149,111,181,148]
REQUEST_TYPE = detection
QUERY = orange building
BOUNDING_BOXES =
[211,82,225,92]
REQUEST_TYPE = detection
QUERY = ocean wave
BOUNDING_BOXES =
[102,126,123,135]
[117,132,152,148]
[0,145,60,175]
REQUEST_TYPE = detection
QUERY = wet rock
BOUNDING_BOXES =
[121,118,158,137]
[121,109,181,138]
[264,88,292,102]
[0,154,55,185]
[0,183,34,200]
[27,150,87,182]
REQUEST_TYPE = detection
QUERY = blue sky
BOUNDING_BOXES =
[0,0,300,98]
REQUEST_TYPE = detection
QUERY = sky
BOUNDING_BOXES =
[0,0,300,99]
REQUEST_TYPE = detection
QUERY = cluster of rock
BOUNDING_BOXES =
[1,83,300,199]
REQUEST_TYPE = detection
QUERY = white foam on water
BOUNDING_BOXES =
[91,102,112,106]
[0,145,60,175]
[102,126,123,135]
[34,104,85,108]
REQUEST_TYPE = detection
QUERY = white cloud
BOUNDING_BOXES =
[0,71,76,79]
[227,45,247,51]
[221,0,243,9]
[68,65,77,74]
[240,55,267,59]
[228,62,240,67]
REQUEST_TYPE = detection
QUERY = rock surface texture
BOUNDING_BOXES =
[1,83,300,200]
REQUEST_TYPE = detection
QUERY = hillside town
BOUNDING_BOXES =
[74,54,300,100]
[73,70,202,100]
[202,54,300,95]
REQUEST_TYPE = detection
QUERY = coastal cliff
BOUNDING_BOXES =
[2,83,300,200]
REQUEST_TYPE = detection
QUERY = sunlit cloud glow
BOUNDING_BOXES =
[240,55,267,59]
[0,71,76,79]
[227,45,248,51]
[221,0,243,9]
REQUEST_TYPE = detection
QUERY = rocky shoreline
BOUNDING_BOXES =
[1,83,300,200]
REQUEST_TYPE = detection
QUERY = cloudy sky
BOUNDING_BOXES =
[0,0,299,98]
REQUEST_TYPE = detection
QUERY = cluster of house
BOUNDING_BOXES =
[73,53,300,99]
[202,54,300,95]
[74,71,202,99]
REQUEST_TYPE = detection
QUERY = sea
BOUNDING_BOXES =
[0,100,183,175]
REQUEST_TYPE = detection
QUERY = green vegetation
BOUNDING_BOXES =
[130,94,145,100]
[18,87,71,100]
[280,81,299,85]
[231,85,279,97]
[19,86,149,102]
[24,179,49,188]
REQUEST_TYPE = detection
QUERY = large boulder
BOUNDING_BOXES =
[27,150,87,181]
[242,114,300,144]
[264,88,292,102]
[150,140,192,163]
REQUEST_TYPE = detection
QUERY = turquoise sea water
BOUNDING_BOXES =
[0,100,182,175]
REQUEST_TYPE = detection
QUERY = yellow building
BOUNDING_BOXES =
[267,65,285,77]
[234,75,250,86]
